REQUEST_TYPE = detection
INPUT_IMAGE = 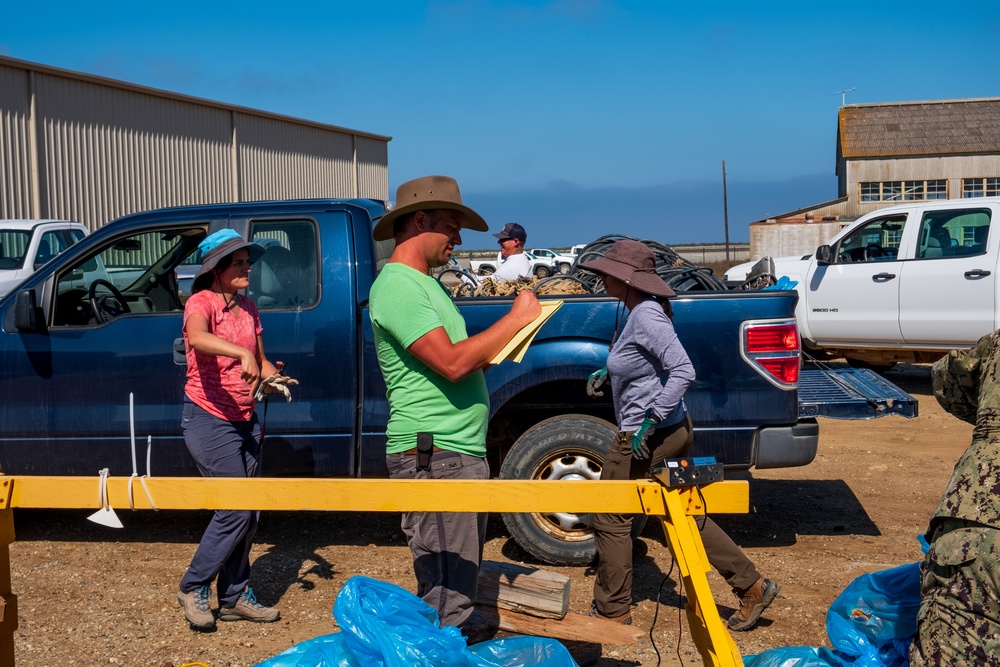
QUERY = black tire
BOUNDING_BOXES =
[534,265,551,279]
[478,266,495,276]
[500,414,626,565]
[557,262,571,275]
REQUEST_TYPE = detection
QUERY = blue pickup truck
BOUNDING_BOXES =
[0,198,915,564]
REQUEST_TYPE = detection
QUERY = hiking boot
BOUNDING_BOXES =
[218,587,280,623]
[728,577,780,631]
[588,599,633,625]
[178,585,216,632]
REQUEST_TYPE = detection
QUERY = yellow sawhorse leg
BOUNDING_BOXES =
[642,484,743,667]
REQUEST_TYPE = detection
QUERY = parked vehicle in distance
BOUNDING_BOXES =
[0,198,915,565]
[528,248,576,274]
[0,220,89,298]
[725,196,1000,367]
[470,251,557,278]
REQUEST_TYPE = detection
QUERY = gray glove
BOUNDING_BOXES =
[254,373,299,402]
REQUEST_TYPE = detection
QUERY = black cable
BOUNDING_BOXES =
[569,234,731,293]
[649,550,677,667]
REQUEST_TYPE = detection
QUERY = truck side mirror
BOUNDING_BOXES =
[14,289,45,332]
[815,245,833,266]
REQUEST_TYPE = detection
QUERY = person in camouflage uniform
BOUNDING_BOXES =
[910,329,1000,666]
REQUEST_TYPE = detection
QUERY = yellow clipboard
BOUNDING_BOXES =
[490,300,564,364]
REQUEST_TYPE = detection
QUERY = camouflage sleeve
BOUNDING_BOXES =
[932,332,999,425]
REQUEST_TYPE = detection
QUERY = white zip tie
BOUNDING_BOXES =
[98,468,110,510]
[141,435,157,511]
[126,395,158,511]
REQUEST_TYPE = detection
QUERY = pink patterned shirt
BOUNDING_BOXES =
[183,290,263,422]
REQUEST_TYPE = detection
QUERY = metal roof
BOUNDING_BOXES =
[838,97,1000,158]
[0,55,391,142]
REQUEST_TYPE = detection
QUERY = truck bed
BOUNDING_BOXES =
[798,367,917,420]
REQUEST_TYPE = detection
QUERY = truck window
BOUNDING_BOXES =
[917,208,991,259]
[52,227,205,326]
[0,230,30,269]
[835,215,906,263]
[249,219,319,310]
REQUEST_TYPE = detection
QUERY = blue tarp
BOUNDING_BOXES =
[744,562,920,667]
[256,576,579,667]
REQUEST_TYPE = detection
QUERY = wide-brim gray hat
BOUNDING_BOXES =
[373,175,488,241]
[192,232,266,292]
[578,239,676,298]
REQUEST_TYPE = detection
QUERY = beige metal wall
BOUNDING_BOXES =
[0,57,390,231]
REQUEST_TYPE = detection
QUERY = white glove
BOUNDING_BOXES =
[254,373,299,402]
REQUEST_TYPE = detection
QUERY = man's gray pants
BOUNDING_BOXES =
[386,450,489,628]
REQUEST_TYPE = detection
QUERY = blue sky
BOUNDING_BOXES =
[3,1,998,248]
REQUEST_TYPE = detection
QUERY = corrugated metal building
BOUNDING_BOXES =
[0,56,390,231]
[747,97,1000,259]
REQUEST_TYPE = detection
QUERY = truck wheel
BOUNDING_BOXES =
[500,414,641,565]
[534,265,551,279]
[558,263,571,275]
[478,266,495,276]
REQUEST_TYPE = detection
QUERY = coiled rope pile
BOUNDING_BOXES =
[442,235,742,297]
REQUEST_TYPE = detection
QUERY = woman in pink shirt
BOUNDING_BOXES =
[176,229,282,632]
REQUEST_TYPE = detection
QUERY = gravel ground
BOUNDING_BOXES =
[8,363,960,666]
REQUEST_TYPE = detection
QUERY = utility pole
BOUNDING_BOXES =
[835,87,856,106]
[722,160,730,263]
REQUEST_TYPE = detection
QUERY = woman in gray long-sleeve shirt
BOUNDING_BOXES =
[580,240,780,631]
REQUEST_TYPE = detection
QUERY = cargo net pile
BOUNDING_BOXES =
[443,234,754,298]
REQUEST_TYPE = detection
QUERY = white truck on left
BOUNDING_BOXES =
[0,220,89,298]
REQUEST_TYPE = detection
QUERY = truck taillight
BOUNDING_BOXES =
[746,324,799,353]
[741,320,800,387]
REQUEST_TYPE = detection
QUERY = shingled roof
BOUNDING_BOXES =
[838,98,1000,158]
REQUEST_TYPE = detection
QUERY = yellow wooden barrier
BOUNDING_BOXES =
[0,476,750,667]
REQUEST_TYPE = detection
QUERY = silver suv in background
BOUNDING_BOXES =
[0,220,89,298]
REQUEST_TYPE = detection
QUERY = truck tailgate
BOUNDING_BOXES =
[798,367,918,420]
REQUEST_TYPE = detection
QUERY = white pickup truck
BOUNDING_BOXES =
[0,219,89,298]
[528,248,576,274]
[725,196,1000,368]
[470,251,557,278]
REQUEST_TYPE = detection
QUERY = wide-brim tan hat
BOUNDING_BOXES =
[373,175,488,241]
[578,239,676,298]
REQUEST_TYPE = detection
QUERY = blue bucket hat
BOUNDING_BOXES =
[192,229,266,292]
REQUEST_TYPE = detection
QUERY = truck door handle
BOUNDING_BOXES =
[871,272,896,282]
[173,337,187,365]
[965,269,992,278]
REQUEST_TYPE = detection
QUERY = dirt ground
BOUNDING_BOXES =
[8,362,965,667]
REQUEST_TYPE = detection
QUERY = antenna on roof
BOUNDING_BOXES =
[835,87,856,106]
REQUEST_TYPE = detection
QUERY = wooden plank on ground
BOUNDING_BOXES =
[477,606,642,645]
[477,560,570,619]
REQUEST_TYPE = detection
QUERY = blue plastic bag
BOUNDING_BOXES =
[256,576,578,667]
[744,562,920,667]
[762,276,799,291]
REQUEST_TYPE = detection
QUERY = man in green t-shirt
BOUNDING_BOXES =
[369,175,540,636]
